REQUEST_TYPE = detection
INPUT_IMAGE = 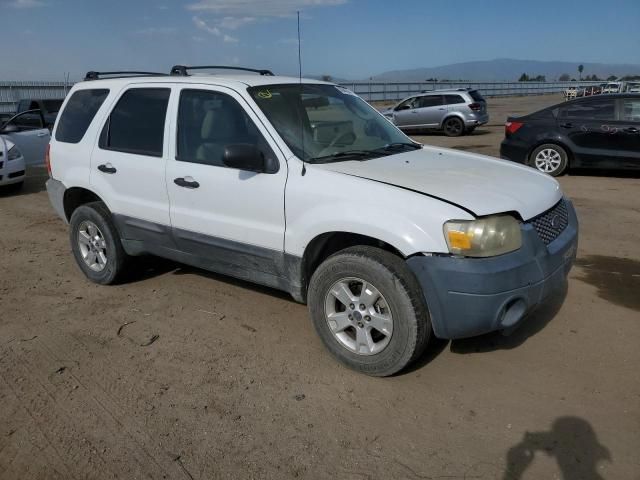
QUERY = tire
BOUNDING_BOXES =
[529,144,569,176]
[69,201,129,285]
[307,246,431,377]
[442,117,465,137]
[465,127,476,135]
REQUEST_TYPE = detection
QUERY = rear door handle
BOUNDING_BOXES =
[174,176,200,189]
[623,127,639,134]
[560,123,574,129]
[97,163,117,174]
[36,132,48,137]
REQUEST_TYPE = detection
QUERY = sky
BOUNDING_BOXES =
[0,0,638,81]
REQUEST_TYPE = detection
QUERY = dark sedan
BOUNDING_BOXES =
[500,94,640,176]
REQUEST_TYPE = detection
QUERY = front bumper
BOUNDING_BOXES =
[407,200,578,339]
[0,156,26,186]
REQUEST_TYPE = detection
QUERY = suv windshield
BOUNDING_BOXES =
[248,84,418,163]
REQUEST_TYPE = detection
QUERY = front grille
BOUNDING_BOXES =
[529,199,569,245]
[9,170,25,179]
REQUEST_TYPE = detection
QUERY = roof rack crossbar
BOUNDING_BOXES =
[84,71,168,81]
[170,65,274,76]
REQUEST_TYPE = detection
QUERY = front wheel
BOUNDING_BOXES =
[308,246,431,376]
[530,144,569,176]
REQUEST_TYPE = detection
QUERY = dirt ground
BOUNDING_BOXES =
[1,94,639,480]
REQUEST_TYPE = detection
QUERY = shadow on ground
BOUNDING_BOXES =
[574,255,640,312]
[503,416,611,480]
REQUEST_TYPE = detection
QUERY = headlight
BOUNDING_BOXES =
[443,215,522,257]
[8,145,22,161]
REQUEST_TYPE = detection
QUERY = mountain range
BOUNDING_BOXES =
[348,58,640,82]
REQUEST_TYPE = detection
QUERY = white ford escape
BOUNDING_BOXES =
[46,66,578,376]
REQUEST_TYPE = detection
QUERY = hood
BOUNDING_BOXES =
[312,146,562,220]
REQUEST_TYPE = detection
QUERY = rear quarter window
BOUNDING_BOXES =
[55,89,109,144]
[444,94,465,105]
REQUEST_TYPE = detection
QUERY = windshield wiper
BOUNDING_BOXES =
[308,150,381,164]
[376,142,422,152]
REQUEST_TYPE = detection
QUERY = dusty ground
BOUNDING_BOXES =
[1,94,639,480]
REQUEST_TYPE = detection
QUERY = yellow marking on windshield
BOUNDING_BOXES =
[257,90,272,99]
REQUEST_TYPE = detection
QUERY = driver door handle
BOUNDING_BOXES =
[36,132,48,137]
[623,127,639,134]
[97,163,117,174]
[560,122,574,129]
[174,177,200,189]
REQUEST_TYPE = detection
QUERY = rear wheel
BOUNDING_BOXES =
[443,117,465,137]
[308,246,431,377]
[69,201,129,285]
[530,144,569,176]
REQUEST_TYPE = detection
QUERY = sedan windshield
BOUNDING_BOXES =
[248,84,419,163]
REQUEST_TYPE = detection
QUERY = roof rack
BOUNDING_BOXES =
[84,71,168,81]
[169,65,274,76]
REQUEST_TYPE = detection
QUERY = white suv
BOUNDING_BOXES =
[46,66,578,376]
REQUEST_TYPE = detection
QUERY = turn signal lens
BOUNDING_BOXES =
[444,215,522,257]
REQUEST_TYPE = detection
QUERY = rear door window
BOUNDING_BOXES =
[100,88,170,157]
[55,89,109,143]
[620,99,640,122]
[418,95,443,108]
[559,99,616,121]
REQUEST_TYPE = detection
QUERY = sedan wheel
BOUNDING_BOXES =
[530,144,569,176]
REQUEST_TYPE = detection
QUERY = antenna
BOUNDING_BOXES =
[298,11,306,176]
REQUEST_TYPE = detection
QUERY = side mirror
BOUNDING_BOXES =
[223,144,266,173]
[0,123,19,134]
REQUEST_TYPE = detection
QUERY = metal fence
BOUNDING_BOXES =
[1,79,605,114]
[0,81,71,114]
[342,81,603,103]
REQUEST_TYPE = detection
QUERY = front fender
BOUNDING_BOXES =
[284,164,473,257]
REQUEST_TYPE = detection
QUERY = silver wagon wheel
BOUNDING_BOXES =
[324,277,393,355]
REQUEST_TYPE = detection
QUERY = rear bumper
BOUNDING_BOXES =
[407,200,578,339]
[500,138,529,164]
[46,178,68,223]
[465,113,489,127]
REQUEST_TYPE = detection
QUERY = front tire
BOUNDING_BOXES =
[530,144,569,176]
[69,201,129,285]
[308,246,431,377]
[443,117,465,137]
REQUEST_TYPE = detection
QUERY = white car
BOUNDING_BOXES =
[0,135,26,188]
[46,67,578,376]
[602,82,623,94]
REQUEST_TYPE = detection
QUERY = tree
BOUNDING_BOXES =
[321,74,333,82]
[518,73,529,82]
[533,75,546,82]
[578,64,584,80]
[607,75,618,81]
[559,73,571,81]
